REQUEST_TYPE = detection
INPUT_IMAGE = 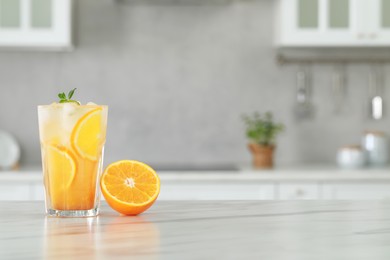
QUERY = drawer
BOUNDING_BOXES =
[31,184,45,200]
[322,183,390,200]
[0,184,31,200]
[159,183,275,200]
[278,183,319,200]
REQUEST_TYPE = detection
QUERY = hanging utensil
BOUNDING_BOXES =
[331,65,346,115]
[293,65,315,122]
[368,64,384,120]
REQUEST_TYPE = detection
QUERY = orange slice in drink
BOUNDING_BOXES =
[71,108,103,161]
[100,160,160,215]
[47,145,76,192]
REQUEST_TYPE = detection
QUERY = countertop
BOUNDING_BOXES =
[2,165,390,182]
[2,201,390,259]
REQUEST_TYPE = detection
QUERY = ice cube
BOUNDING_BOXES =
[62,103,80,136]
[38,108,51,124]
[86,102,97,106]
[63,102,77,117]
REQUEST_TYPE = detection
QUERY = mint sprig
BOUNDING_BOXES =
[58,88,80,105]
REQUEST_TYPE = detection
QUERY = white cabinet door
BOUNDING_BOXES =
[368,0,390,45]
[0,183,31,200]
[277,0,356,46]
[276,0,390,47]
[323,183,390,200]
[159,183,275,200]
[0,0,72,50]
[31,183,45,200]
[278,183,320,200]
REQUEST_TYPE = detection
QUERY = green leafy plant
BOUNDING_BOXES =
[242,112,284,146]
[58,88,80,104]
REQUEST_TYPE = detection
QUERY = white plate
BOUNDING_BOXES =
[0,130,20,170]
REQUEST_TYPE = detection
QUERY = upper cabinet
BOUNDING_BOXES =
[276,0,390,47]
[0,0,72,50]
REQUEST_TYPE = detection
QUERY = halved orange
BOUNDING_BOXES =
[100,160,160,215]
[71,108,104,161]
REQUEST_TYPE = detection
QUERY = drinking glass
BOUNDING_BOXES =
[38,104,108,217]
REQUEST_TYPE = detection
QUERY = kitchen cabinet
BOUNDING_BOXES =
[0,182,276,201]
[159,183,275,200]
[0,0,72,50]
[32,183,45,200]
[0,183,31,200]
[5,181,390,201]
[276,0,390,47]
[322,183,390,200]
[3,170,390,201]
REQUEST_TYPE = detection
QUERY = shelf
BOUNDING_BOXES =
[277,47,390,65]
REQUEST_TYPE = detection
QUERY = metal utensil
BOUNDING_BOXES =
[293,65,314,121]
[369,64,384,120]
[331,65,346,115]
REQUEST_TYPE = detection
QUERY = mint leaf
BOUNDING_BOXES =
[58,93,66,100]
[57,89,80,104]
[68,88,76,99]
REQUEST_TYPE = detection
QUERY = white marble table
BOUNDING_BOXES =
[1,201,390,259]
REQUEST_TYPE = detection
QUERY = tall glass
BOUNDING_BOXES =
[38,104,108,217]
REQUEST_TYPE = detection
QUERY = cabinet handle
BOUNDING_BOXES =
[357,33,366,39]
[369,33,377,39]
[296,189,305,196]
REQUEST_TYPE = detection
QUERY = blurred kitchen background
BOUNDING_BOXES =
[3,0,390,201]
[3,0,390,169]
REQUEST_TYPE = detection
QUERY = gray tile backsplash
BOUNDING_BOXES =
[1,0,389,166]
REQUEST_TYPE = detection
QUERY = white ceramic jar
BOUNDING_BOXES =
[337,145,366,169]
[362,131,389,166]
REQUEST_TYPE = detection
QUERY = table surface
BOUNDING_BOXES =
[1,201,390,259]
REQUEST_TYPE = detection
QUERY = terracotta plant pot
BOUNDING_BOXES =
[248,143,275,169]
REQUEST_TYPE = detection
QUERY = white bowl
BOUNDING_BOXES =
[0,130,20,170]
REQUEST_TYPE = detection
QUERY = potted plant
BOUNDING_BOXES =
[242,112,284,169]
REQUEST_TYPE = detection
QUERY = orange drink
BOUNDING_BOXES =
[38,102,108,217]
